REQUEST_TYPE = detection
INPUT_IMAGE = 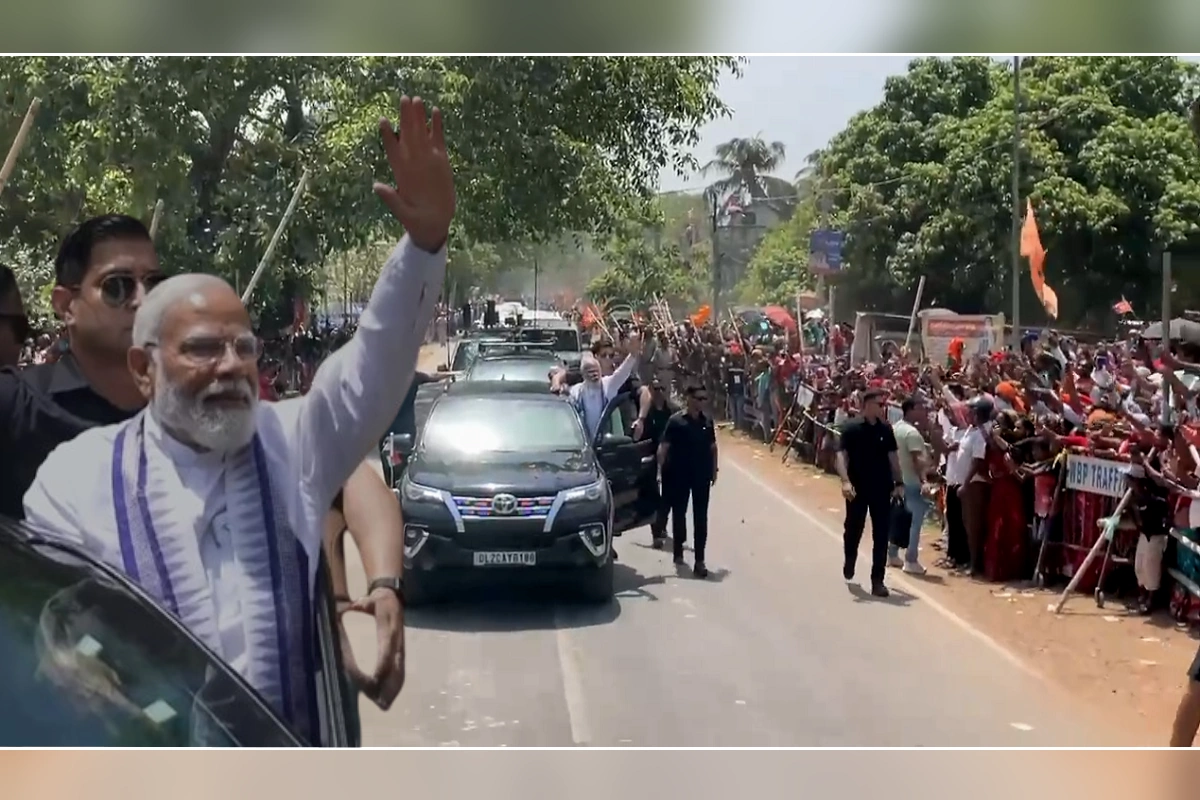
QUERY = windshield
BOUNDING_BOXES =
[421,398,586,458]
[515,328,579,352]
[467,358,557,383]
[0,535,299,747]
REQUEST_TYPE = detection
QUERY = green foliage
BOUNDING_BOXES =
[0,56,735,315]
[585,223,706,309]
[740,199,818,305]
[781,56,1200,328]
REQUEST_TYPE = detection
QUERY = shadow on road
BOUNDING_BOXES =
[847,582,917,607]
[404,564,666,633]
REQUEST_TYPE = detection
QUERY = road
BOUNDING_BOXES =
[340,353,1121,746]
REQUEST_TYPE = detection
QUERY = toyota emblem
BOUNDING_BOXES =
[491,493,518,515]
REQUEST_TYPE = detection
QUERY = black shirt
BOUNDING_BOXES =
[0,355,138,520]
[838,416,898,495]
[662,410,716,482]
[725,365,745,395]
[642,399,676,446]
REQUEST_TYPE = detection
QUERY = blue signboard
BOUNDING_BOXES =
[809,229,845,274]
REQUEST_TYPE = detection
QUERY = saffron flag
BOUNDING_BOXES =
[1019,198,1059,319]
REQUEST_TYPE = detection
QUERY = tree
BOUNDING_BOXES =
[0,56,737,316]
[585,222,706,309]
[739,198,818,306]
[701,135,798,221]
[803,56,1200,327]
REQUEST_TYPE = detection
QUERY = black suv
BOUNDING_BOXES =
[388,381,656,605]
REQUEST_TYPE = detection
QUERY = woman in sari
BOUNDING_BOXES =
[984,410,1029,582]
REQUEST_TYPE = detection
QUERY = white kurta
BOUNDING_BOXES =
[22,234,446,671]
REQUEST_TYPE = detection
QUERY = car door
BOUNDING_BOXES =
[312,557,353,747]
[593,392,657,533]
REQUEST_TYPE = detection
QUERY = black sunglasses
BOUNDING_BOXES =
[0,312,30,343]
[81,272,169,308]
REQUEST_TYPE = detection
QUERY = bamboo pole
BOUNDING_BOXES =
[241,169,310,305]
[148,199,165,240]
[0,97,41,196]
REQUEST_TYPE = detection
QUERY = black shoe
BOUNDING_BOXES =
[652,536,665,550]
[871,581,889,599]
[611,548,618,561]
[843,561,855,581]
[693,562,709,579]
[673,553,686,566]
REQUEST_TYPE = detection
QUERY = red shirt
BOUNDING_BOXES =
[259,375,279,402]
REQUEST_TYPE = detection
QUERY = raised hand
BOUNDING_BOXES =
[374,96,456,254]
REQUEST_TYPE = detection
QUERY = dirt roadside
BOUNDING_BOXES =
[718,428,1195,745]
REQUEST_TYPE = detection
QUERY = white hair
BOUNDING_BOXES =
[132,273,233,348]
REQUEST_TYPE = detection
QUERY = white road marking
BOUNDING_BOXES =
[724,457,1046,683]
[553,610,593,746]
[1010,722,1034,731]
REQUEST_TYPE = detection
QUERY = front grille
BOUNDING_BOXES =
[452,494,555,519]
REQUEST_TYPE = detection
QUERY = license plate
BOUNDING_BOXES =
[472,551,536,567]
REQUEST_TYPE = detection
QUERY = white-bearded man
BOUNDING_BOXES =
[22,96,455,746]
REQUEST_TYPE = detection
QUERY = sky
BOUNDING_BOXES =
[658,55,914,193]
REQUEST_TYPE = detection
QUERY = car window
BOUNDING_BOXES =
[422,397,585,458]
[467,359,557,383]
[0,536,300,747]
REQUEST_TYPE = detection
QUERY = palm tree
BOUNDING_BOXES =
[701,135,796,208]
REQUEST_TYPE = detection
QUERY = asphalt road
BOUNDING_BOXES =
[340,401,1121,746]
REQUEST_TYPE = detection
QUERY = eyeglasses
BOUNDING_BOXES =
[87,272,168,308]
[168,334,262,365]
[0,312,30,343]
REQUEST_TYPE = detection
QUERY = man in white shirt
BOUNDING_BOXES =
[569,334,641,441]
[955,398,994,576]
[23,95,454,745]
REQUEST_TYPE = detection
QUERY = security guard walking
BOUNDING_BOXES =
[657,383,719,578]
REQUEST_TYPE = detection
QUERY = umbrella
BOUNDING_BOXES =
[1139,318,1200,343]
[761,305,798,331]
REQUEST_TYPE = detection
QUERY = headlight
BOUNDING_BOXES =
[563,480,606,503]
[403,479,444,503]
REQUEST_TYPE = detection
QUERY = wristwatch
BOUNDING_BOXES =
[367,576,406,605]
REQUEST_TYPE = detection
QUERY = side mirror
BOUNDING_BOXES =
[390,433,415,457]
[598,432,633,449]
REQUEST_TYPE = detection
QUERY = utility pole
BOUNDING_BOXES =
[709,192,722,315]
[532,253,539,311]
[1010,55,1022,350]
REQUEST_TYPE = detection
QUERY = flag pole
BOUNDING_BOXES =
[241,169,310,305]
[0,97,41,196]
[1010,56,1022,350]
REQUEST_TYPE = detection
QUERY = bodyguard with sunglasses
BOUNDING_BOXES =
[657,383,719,578]
[0,214,165,519]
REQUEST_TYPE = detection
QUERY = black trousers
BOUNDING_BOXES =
[944,487,971,567]
[648,477,671,537]
[843,489,891,584]
[666,476,712,562]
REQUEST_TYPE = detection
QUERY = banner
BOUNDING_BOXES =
[1064,454,1138,499]
[808,230,845,275]
[920,313,1005,366]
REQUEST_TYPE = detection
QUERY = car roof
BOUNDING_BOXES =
[474,350,559,362]
[442,380,561,398]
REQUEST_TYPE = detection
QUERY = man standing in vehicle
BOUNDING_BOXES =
[836,388,904,598]
[23,96,452,746]
[568,332,642,441]
[657,383,718,578]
